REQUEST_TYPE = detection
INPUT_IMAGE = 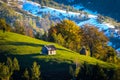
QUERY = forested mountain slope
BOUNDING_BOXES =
[54,0,120,22]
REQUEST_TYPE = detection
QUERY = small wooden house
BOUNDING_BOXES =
[41,45,56,55]
[80,46,90,56]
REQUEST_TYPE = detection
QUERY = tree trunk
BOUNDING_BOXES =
[90,48,93,57]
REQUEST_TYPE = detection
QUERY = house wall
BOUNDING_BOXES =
[48,50,56,55]
[86,51,90,56]
[42,46,56,55]
[52,51,56,55]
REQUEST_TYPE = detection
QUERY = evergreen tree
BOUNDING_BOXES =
[92,63,107,80]
[23,68,29,80]
[77,62,108,80]
[6,57,13,76]
[113,66,120,80]
[0,57,20,80]
[6,57,20,80]
[31,61,41,80]
[69,66,74,79]
[0,63,10,80]
[13,58,20,71]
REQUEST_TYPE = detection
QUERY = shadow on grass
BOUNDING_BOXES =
[0,41,44,47]
[0,52,74,80]
[0,35,8,40]
[0,40,75,54]
[57,48,75,53]
[0,39,77,79]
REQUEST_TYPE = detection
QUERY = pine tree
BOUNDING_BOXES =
[23,68,29,80]
[0,63,10,80]
[6,57,13,76]
[69,66,74,79]
[13,58,20,71]
[31,61,41,80]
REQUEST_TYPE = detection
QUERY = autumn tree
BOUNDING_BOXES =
[13,20,25,35]
[0,19,6,33]
[0,19,11,32]
[103,46,117,63]
[48,19,82,51]
[81,24,108,57]
[55,33,65,45]
[25,27,34,37]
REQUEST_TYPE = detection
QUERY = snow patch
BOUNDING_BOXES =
[103,22,115,28]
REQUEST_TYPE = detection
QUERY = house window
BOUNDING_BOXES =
[50,51,52,54]
[48,50,56,55]
[48,51,52,55]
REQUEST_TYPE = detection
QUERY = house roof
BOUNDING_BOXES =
[45,45,56,51]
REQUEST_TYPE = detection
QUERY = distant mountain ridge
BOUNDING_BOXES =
[54,0,120,22]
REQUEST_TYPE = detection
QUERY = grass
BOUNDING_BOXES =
[0,30,117,80]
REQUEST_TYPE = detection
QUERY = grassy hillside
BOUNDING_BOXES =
[0,30,117,79]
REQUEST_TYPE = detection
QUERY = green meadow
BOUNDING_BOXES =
[0,30,117,79]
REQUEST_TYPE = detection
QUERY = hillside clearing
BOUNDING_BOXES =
[0,30,117,79]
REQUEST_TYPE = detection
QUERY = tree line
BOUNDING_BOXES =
[1,57,120,80]
[47,19,117,63]
[69,61,120,80]
[0,57,41,80]
[0,17,118,63]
